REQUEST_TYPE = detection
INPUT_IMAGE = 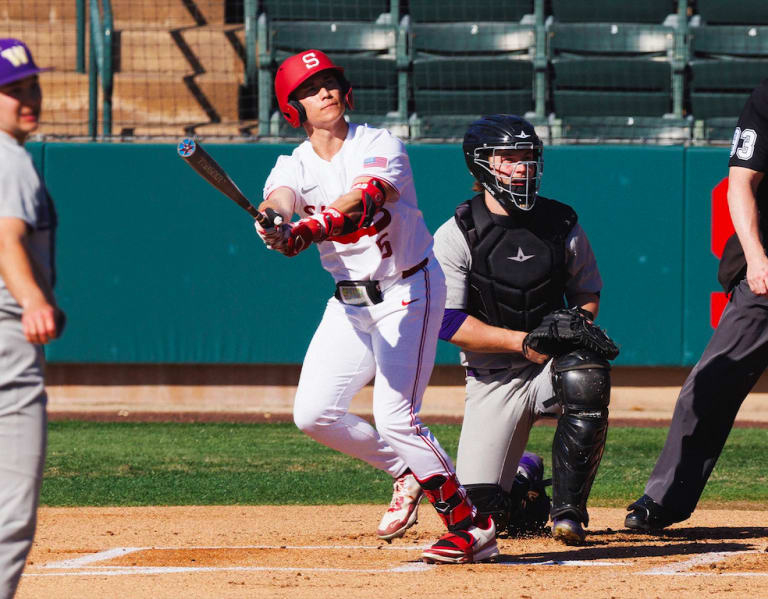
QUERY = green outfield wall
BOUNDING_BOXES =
[29,143,730,366]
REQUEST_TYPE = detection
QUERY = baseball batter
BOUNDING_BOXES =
[0,38,62,599]
[254,49,497,564]
[433,115,608,545]
[626,79,768,530]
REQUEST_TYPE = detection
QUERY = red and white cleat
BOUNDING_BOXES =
[377,471,423,541]
[421,515,499,564]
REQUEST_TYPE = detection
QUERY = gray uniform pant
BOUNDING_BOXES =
[0,313,47,599]
[456,361,561,489]
[645,279,768,517]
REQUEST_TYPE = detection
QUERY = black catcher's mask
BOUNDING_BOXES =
[463,114,543,212]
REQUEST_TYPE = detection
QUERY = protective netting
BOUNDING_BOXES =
[2,0,767,142]
[1,0,255,139]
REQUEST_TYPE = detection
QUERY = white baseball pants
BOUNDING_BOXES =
[293,258,455,480]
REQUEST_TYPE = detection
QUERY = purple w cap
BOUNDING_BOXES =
[0,38,51,87]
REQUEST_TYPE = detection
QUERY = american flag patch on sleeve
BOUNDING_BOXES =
[363,156,388,168]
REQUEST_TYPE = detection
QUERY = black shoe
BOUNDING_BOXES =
[625,495,688,531]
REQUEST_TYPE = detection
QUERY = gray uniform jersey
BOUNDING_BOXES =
[0,130,54,316]
[433,215,602,371]
[0,132,52,599]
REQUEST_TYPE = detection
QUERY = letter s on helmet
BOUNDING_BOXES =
[274,49,354,128]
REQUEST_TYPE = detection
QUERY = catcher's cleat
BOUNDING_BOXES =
[377,470,423,541]
[421,515,499,564]
[552,517,586,545]
[624,495,688,532]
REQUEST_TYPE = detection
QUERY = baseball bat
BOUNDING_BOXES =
[177,138,282,228]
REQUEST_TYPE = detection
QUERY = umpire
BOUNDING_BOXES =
[0,39,63,598]
[433,115,614,545]
[626,80,768,530]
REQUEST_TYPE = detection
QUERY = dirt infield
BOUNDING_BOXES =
[28,365,768,597]
[20,505,768,599]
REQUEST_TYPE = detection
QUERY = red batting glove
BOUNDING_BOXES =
[265,208,347,257]
[282,216,326,257]
[255,221,291,251]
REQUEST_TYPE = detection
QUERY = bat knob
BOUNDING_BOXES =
[177,138,197,158]
[263,207,283,228]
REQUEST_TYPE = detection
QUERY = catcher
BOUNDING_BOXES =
[432,114,618,545]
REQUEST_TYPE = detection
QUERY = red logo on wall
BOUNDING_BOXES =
[710,177,734,328]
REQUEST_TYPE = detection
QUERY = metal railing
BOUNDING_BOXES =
[244,0,258,90]
[88,0,114,139]
[76,0,86,73]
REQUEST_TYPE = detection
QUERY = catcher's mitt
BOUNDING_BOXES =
[523,307,619,360]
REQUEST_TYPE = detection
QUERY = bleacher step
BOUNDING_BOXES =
[116,25,246,75]
[1,1,227,26]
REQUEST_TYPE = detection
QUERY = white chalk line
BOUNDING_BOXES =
[38,543,629,568]
[43,547,146,569]
[40,544,432,570]
[639,550,768,577]
[29,543,631,578]
[27,544,768,578]
[26,563,435,577]
[499,560,633,567]
[31,544,436,577]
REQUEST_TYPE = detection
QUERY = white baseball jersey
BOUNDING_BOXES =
[266,122,456,487]
[263,123,433,282]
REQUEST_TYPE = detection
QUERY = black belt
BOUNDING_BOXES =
[465,367,507,378]
[402,257,429,279]
[335,280,383,306]
[334,258,429,306]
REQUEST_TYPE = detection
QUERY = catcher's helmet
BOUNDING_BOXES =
[463,114,543,212]
[274,49,353,128]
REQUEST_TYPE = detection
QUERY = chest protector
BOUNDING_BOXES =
[455,194,577,332]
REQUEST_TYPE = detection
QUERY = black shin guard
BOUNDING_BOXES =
[550,349,611,525]
[465,484,513,534]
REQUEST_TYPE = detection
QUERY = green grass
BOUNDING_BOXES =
[42,421,768,508]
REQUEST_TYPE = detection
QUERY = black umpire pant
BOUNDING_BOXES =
[644,279,768,517]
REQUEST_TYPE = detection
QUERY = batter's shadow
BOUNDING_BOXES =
[494,540,755,563]
[585,525,768,542]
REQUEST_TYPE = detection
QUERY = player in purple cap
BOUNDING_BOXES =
[0,38,50,141]
[0,38,62,599]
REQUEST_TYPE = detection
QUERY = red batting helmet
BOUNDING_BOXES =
[274,49,354,128]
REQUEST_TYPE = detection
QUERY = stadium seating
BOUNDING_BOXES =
[550,0,676,24]
[548,24,690,141]
[257,1,403,138]
[407,0,541,140]
[688,0,768,141]
[695,0,768,25]
[689,25,768,141]
[547,0,690,142]
[17,0,768,143]
[259,0,389,22]
[407,1,533,23]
